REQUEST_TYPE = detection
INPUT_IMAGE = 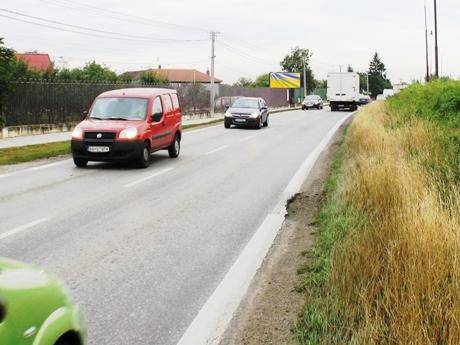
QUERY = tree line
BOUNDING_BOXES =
[233,47,393,99]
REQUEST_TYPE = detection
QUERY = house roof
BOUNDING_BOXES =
[15,53,53,71]
[124,68,222,84]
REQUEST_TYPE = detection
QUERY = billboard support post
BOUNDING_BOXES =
[303,60,307,98]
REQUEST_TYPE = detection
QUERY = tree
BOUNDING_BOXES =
[0,38,43,127]
[139,70,169,84]
[358,72,368,94]
[233,78,254,87]
[254,74,270,87]
[368,52,392,98]
[280,46,315,93]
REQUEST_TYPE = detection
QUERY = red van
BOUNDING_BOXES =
[71,88,182,168]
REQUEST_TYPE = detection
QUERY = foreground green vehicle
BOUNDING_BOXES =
[0,258,85,345]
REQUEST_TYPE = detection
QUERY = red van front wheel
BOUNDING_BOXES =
[137,143,151,168]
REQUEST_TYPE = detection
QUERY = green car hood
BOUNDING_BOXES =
[0,258,83,345]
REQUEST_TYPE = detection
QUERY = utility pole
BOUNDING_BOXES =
[424,3,430,82]
[366,73,370,95]
[303,59,307,98]
[210,31,217,117]
[433,0,439,78]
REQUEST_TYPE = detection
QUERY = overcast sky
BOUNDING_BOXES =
[1,0,459,84]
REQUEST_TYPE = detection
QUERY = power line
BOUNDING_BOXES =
[39,0,209,33]
[0,8,207,42]
[217,40,278,66]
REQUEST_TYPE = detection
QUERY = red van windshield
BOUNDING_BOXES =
[90,98,148,121]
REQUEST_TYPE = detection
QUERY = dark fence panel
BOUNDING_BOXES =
[218,85,288,108]
[2,81,172,126]
[2,81,291,126]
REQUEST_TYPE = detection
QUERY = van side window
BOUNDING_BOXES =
[162,95,173,114]
[152,97,163,116]
[171,94,180,110]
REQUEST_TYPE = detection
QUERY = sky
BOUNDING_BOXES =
[1,0,459,84]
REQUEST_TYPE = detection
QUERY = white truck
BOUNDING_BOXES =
[327,72,360,111]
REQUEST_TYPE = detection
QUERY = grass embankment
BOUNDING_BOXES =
[294,80,460,344]
[0,141,70,165]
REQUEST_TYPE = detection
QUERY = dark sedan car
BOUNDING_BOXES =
[301,95,323,110]
[224,97,269,129]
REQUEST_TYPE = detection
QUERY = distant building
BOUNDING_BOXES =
[123,68,223,85]
[15,53,53,72]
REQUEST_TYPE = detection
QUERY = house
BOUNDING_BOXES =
[15,53,53,72]
[123,68,223,85]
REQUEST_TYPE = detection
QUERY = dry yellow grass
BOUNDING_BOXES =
[328,102,460,344]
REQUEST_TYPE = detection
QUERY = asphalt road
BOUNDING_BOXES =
[0,108,350,345]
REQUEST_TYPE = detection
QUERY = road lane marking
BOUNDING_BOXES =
[123,167,173,188]
[238,135,257,142]
[204,145,229,156]
[29,161,67,171]
[177,111,356,345]
[0,218,49,240]
[0,159,71,179]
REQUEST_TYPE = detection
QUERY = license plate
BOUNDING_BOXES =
[235,119,246,123]
[87,146,110,153]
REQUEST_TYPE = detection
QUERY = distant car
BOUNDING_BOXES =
[376,94,386,101]
[0,257,86,345]
[71,88,182,168]
[224,97,269,129]
[358,95,372,105]
[301,95,323,110]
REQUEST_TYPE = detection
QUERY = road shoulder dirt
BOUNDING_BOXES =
[220,118,351,345]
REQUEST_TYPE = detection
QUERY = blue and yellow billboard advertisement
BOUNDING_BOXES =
[269,72,301,89]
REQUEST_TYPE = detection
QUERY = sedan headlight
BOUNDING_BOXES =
[225,110,232,118]
[119,127,138,139]
[71,127,83,139]
[250,112,260,118]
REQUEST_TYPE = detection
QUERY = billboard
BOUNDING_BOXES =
[269,72,301,89]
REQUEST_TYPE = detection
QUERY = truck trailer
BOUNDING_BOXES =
[327,72,360,111]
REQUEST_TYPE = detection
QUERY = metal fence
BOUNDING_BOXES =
[1,80,290,126]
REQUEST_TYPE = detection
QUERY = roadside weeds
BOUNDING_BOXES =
[295,91,460,344]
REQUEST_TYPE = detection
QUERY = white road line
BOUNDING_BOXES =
[0,218,49,240]
[176,112,355,345]
[184,123,222,136]
[204,145,229,156]
[123,167,173,188]
[0,173,12,179]
[29,161,67,171]
[238,135,257,142]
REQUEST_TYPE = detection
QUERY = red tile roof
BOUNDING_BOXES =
[125,68,222,84]
[15,53,52,71]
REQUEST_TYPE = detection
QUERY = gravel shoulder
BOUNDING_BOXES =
[220,118,352,345]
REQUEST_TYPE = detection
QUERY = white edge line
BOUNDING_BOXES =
[184,123,222,135]
[0,173,12,179]
[176,112,355,345]
[123,167,173,188]
[204,145,229,156]
[29,161,67,171]
[0,218,49,240]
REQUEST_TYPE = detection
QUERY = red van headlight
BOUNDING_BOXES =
[71,127,83,139]
[119,127,138,139]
